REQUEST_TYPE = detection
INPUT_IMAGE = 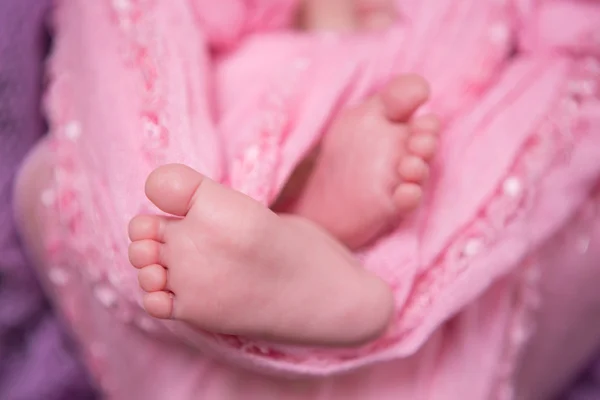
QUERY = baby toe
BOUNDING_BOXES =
[398,156,429,183]
[393,183,423,213]
[407,134,438,161]
[138,264,168,292]
[128,239,162,269]
[128,215,166,242]
[411,113,441,135]
[143,291,173,319]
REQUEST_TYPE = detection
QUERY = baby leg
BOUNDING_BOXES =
[128,164,393,346]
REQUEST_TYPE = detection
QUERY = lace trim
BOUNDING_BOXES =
[109,0,170,164]
[491,189,600,399]
[43,0,168,333]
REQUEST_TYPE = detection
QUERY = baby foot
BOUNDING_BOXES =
[128,164,394,346]
[288,75,440,249]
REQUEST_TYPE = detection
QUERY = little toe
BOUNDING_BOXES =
[128,215,166,242]
[128,239,162,269]
[138,264,168,292]
[398,156,429,183]
[407,134,438,161]
[145,164,206,217]
[380,75,430,122]
[143,291,173,319]
[393,183,423,213]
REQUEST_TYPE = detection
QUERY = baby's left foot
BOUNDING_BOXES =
[128,165,393,346]
[287,75,440,249]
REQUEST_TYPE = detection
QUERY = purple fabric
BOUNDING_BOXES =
[560,356,600,400]
[0,0,96,399]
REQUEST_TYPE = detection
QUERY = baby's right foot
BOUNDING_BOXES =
[287,75,440,249]
[128,164,393,346]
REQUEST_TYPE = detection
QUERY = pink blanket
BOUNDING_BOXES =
[35,0,600,398]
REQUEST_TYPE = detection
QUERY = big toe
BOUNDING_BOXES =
[145,164,206,217]
[380,75,430,122]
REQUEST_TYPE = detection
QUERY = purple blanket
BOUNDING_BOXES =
[0,0,96,398]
